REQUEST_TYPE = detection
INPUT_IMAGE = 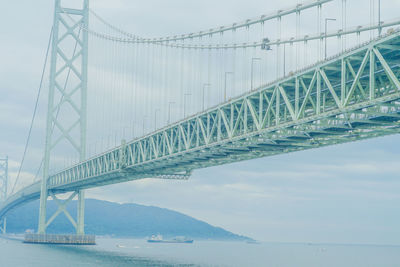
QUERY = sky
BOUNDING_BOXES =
[1,0,400,244]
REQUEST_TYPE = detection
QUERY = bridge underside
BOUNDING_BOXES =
[2,31,400,220]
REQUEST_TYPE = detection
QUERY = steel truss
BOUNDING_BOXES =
[46,32,400,192]
[2,26,400,221]
[38,0,89,235]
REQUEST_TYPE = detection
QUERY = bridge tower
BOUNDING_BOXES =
[0,157,8,234]
[38,0,89,235]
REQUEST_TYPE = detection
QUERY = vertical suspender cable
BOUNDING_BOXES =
[318,4,322,61]
[123,40,128,139]
[245,26,249,92]
[304,41,308,67]
[276,16,281,79]
[260,22,265,84]
[165,42,169,124]
[370,0,375,40]
[101,34,107,149]
[296,10,300,71]
[342,0,347,51]
[160,43,165,126]
[199,39,203,113]
[232,29,237,97]
[197,43,200,112]
[130,40,136,135]
[110,39,116,143]
[180,43,184,120]
[207,44,211,109]
[150,42,155,130]
[134,41,139,138]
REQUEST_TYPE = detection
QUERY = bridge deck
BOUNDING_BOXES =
[2,30,400,219]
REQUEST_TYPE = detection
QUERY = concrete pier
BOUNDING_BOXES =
[24,233,95,245]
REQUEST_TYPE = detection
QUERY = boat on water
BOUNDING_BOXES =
[147,234,193,244]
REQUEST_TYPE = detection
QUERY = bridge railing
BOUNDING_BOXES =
[0,181,41,218]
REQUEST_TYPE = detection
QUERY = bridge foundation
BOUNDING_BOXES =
[34,190,93,244]
[24,233,95,245]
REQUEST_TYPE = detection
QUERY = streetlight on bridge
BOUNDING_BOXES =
[378,0,382,36]
[224,72,233,101]
[202,83,210,111]
[184,93,192,118]
[154,109,160,131]
[142,116,147,135]
[168,102,175,124]
[131,123,135,139]
[325,18,336,60]
[251,58,261,91]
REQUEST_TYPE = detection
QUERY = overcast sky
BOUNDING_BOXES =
[1,0,400,244]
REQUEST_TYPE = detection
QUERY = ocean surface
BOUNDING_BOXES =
[0,236,399,267]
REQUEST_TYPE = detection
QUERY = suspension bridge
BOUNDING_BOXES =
[1,0,400,244]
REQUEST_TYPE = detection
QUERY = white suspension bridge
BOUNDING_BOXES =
[1,0,400,243]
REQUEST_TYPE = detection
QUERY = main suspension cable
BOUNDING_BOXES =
[11,27,53,194]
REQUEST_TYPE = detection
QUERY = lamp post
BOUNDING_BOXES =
[224,72,233,101]
[142,116,147,135]
[251,58,261,90]
[325,18,336,59]
[122,126,129,140]
[283,43,286,76]
[154,109,160,131]
[94,141,97,155]
[107,134,111,148]
[341,0,347,51]
[378,0,381,36]
[168,102,175,124]
[131,123,135,139]
[184,93,192,118]
[202,83,210,111]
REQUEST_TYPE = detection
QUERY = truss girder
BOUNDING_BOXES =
[42,32,400,191]
[3,31,400,220]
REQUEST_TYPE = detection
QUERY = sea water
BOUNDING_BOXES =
[0,237,399,267]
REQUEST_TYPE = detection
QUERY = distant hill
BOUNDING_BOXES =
[5,199,251,241]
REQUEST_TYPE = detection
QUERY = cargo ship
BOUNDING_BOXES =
[147,234,193,243]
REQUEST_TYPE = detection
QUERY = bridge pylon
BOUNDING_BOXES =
[37,0,89,237]
[0,156,8,234]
